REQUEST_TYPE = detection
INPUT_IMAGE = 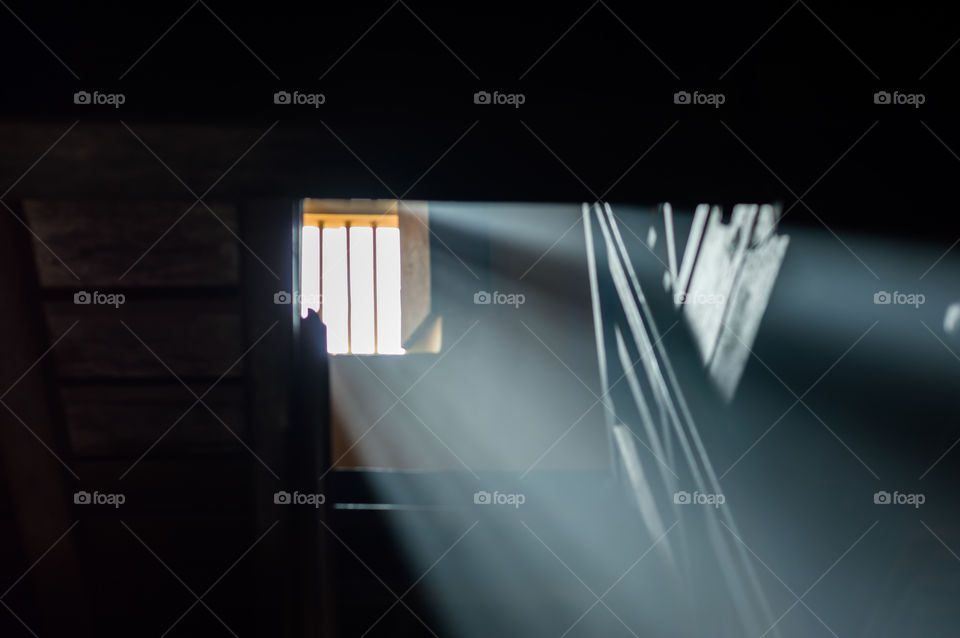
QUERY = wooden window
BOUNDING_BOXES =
[300,199,439,354]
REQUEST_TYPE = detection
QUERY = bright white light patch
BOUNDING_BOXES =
[300,226,321,319]
[376,227,404,354]
[322,227,349,354]
[349,226,376,354]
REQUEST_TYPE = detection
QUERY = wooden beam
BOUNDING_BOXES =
[0,202,91,634]
[238,199,335,637]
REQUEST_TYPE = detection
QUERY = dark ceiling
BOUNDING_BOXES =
[1,1,957,237]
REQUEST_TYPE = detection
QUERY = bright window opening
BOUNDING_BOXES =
[300,205,405,355]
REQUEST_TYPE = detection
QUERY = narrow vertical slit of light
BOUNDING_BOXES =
[345,223,352,350]
[300,224,321,319]
[372,223,379,354]
[375,226,403,354]
[321,226,349,354]
[349,225,376,354]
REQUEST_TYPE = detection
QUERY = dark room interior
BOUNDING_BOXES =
[1,2,960,636]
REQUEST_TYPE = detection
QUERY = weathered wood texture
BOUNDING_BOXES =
[62,383,245,456]
[45,299,244,379]
[23,200,239,287]
[0,203,92,635]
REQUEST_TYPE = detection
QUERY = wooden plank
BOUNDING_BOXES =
[292,313,334,637]
[0,202,92,634]
[78,515,256,635]
[22,200,239,287]
[399,201,432,346]
[238,199,317,636]
[61,382,245,457]
[72,457,253,514]
[45,298,244,379]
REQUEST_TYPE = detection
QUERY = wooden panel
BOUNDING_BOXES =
[61,383,244,457]
[73,457,254,514]
[23,200,239,286]
[45,298,243,379]
[0,202,92,634]
[399,201,431,346]
[237,200,305,636]
[77,515,257,635]
[303,198,401,215]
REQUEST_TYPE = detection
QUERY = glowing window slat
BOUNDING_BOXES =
[348,226,376,354]
[300,226,321,319]
[376,227,403,354]
[321,227,349,354]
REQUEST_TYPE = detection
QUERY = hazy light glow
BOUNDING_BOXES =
[349,226,376,354]
[376,227,404,354]
[322,226,349,354]
[300,226,321,319]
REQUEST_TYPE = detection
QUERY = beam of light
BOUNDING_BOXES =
[322,226,349,354]
[328,202,776,636]
[349,226,376,354]
[595,201,778,637]
[300,225,321,319]
[321,200,960,638]
[375,226,404,354]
